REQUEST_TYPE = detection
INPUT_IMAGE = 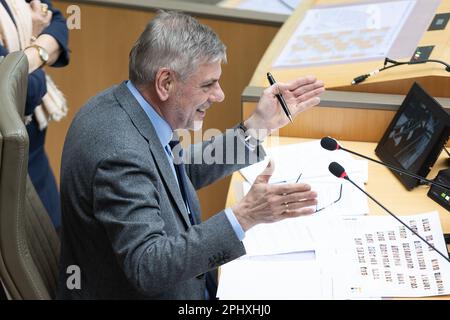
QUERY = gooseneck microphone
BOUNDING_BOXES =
[329,162,450,263]
[321,137,450,192]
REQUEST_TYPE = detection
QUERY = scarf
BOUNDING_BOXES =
[0,0,67,130]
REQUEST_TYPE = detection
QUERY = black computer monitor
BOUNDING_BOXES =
[375,82,450,190]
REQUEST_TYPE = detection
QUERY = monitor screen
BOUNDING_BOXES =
[375,82,450,190]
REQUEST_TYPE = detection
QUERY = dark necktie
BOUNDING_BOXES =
[168,140,218,299]
[168,140,196,225]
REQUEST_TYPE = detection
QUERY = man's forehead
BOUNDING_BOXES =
[192,61,222,81]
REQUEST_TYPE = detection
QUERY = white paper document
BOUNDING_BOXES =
[310,179,368,216]
[218,212,450,299]
[238,140,370,257]
[273,0,416,68]
[243,215,317,256]
[315,212,450,298]
[241,179,369,256]
[239,140,368,185]
[217,253,332,299]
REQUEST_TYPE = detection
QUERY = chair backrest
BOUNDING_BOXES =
[0,52,60,299]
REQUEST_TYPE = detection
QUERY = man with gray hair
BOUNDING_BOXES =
[57,10,324,299]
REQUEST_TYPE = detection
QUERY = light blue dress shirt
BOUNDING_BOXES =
[126,81,245,241]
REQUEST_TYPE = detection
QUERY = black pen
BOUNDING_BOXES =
[267,72,293,123]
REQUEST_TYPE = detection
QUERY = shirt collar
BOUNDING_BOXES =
[126,80,173,147]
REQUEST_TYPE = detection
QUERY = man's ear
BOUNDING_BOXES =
[154,68,173,101]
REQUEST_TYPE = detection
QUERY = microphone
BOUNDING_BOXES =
[321,136,450,192]
[328,162,450,263]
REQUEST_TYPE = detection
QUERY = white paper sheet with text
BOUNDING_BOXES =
[239,140,368,185]
[314,212,450,298]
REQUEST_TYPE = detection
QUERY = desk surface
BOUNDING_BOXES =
[226,137,450,233]
[248,0,450,97]
[225,137,450,300]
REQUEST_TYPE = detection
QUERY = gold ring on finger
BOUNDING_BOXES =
[41,3,49,15]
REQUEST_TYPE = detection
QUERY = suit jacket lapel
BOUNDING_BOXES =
[113,82,192,228]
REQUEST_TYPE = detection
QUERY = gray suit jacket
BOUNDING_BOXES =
[57,82,265,299]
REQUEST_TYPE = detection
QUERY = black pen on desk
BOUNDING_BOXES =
[267,72,293,123]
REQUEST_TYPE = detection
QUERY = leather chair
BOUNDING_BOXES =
[0,52,60,299]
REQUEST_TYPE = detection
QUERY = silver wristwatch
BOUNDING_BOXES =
[237,122,261,151]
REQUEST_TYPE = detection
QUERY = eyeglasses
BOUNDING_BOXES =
[315,183,343,213]
[295,172,343,213]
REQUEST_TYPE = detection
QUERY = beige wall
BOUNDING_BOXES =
[45,2,279,219]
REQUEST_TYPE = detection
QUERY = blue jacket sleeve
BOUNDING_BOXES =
[41,0,70,67]
[25,68,47,115]
[0,44,47,115]
[0,44,7,57]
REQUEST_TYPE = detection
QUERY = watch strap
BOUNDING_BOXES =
[26,44,47,66]
[237,122,262,150]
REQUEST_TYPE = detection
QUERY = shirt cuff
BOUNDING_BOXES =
[224,207,245,241]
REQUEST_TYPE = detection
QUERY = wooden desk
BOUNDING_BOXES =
[242,0,450,143]
[251,0,450,97]
[226,137,450,233]
[225,136,450,299]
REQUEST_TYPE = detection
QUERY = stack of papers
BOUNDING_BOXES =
[240,140,370,216]
[315,212,450,299]
[219,141,450,299]
[218,212,450,299]
[239,140,368,184]
[243,215,318,256]
[217,253,333,300]
[237,139,369,268]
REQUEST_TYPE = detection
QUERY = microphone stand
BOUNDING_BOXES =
[339,145,450,192]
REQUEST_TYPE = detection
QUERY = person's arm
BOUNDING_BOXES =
[0,45,8,59]
[187,75,324,232]
[25,0,69,72]
[25,68,47,115]
[185,76,324,190]
[0,44,47,115]
[93,148,245,296]
[39,0,69,67]
[230,76,324,231]
[184,124,266,190]
[245,75,324,134]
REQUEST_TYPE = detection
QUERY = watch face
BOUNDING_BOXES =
[39,47,49,62]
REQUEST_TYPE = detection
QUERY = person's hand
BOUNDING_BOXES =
[244,76,324,140]
[232,160,317,231]
[30,0,53,38]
